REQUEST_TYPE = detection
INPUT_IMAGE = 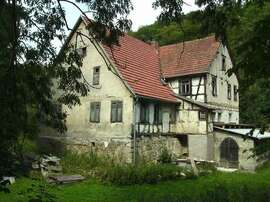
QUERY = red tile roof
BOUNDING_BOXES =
[159,36,220,78]
[102,35,178,103]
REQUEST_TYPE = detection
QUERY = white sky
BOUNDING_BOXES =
[62,0,199,31]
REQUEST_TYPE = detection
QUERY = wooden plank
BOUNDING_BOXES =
[50,175,85,184]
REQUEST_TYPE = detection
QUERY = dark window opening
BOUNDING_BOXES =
[212,76,217,96]
[111,101,123,123]
[178,135,188,147]
[140,103,149,123]
[222,55,226,71]
[154,104,162,124]
[90,102,100,123]
[227,83,232,100]
[179,79,191,95]
[93,66,100,85]
[233,85,238,101]
[77,47,87,58]
[229,113,232,123]
[170,106,177,123]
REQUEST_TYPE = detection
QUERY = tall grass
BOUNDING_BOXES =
[60,150,195,185]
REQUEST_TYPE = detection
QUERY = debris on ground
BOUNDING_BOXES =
[48,175,85,184]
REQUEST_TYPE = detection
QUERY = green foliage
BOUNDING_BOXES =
[61,150,113,176]
[0,0,133,175]
[3,166,270,201]
[158,147,173,164]
[98,164,188,185]
[130,11,211,46]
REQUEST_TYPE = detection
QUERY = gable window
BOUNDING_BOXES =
[93,66,100,85]
[77,47,87,58]
[199,111,207,120]
[212,76,217,96]
[179,79,191,95]
[227,83,232,100]
[222,55,226,71]
[233,85,238,101]
[154,104,162,124]
[111,101,123,123]
[90,102,100,123]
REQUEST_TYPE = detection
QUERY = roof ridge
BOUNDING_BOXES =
[160,35,217,49]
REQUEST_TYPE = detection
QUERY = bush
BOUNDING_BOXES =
[158,147,173,164]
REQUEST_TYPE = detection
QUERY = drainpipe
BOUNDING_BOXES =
[133,97,139,164]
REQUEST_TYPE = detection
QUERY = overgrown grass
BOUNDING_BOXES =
[60,150,195,185]
[2,166,270,202]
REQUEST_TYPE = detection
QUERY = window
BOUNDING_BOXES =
[90,102,100,123]
[229,113,232,123]
[179,79,191,95]
[218,112,222,122]
[212,76,217,96]
[154,104,162,124]
[199,111,207,120]
[233,85,238,101]
[222,55,226,71]
[140,103,149,123]
[93,66,100,85]
[111,101,123,123]
[77,47,87,58]
[227,83,232,100]
[170,106,177,123]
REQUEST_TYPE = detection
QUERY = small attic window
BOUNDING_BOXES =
[222,55,226,71]
[77,47,87,58]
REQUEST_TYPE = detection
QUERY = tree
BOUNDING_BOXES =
[0,0,132,175]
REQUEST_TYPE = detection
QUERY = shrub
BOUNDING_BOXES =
[158,147,173,164]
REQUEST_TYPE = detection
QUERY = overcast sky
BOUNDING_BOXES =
[62,0,199,31]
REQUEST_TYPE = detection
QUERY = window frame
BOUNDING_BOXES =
[179,79,191,96]
[140,103,149,123]
[199,111,207,121]
[212,76,217,97]
[90,102,101,123]
[233,85,238,101]
[111,101,123,123]
[154,104,162,124]
[227,83,232,100]
[93,66,100,85]
[222,55,226,71]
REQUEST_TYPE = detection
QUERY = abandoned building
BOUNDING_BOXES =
[42,16,270,171]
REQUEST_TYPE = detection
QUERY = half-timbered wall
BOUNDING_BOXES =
[168,75,206,102]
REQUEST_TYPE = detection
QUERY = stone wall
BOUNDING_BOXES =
[136,135,188,162]
[214,130,256,170]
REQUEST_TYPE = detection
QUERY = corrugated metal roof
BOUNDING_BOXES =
[214,127,270,140]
